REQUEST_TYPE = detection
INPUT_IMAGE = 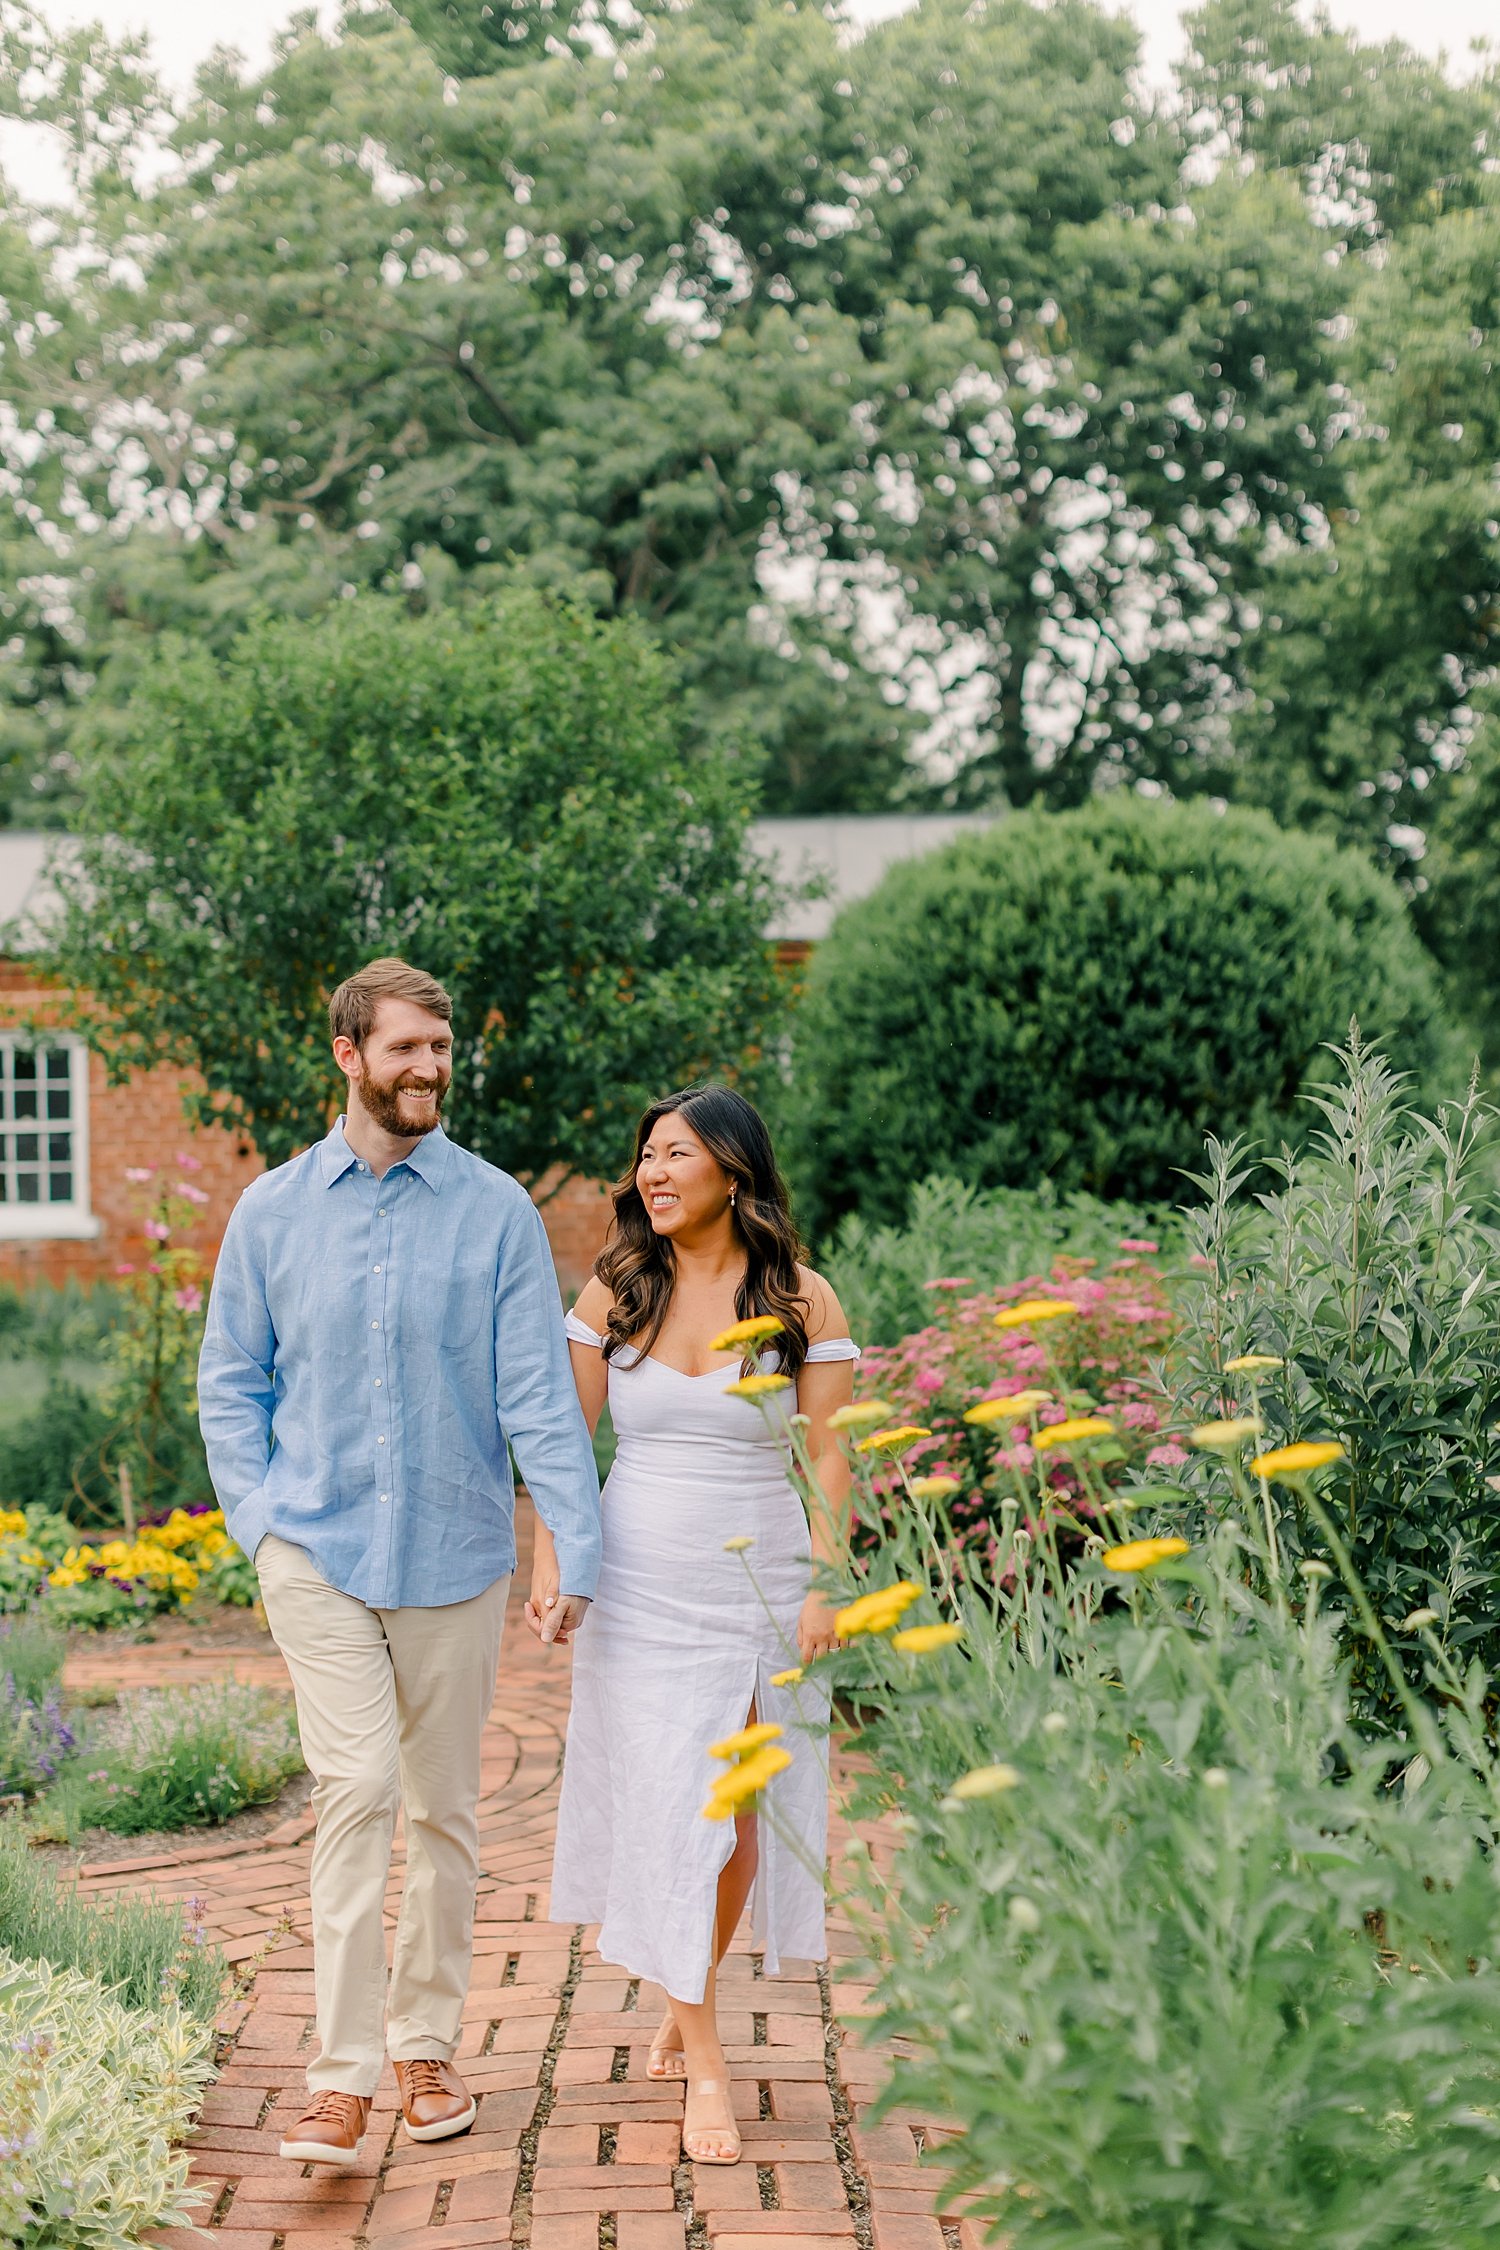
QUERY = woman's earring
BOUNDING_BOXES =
[729,1184,737,1206]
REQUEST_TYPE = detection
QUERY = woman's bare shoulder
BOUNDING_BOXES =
[796,1264,850,1342]
[572,1275,616,1330]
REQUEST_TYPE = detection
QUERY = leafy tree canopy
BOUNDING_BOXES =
[36,590,787,1179]
[0,0,1495,862]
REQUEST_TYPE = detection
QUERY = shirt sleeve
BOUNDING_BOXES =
[197,1192,278,1565]
[495,1197,604,1599]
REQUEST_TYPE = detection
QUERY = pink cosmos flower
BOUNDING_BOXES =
[144,1218,170,1241]
[177,1184,210,1207]
[175,1151,205,1173]
[124,1167,153,1184]
[174,1285,204,1313]
[114,1262,135,1277]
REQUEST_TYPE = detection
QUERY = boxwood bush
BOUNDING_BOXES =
[782,799,1466,1237]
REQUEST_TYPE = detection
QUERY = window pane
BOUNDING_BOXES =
[17,1175,39,1203]
[46,1089,70,1120]
[47,1171,72,1203]
[45,1050,70,1080]
[0,1177,8,1203]
[48,1133,70,1162]
[11,1051,36,1081]
[13,1089,37,1120]
[15,1135,38,1163]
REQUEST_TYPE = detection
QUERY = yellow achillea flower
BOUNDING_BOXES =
[828,1399,894,1431]
[1032,1416,1114,1452]
[993,1298,1075,1329]
[964,1392,1049,1427]
[1191,1417,1262,1450]
[711,1315,786,1352]
[725,1373,793,1399]
[0,1508,27,1537]
[1224,1352,1284,1373]
[909,1475,961,1500]
[891,1623,963,1655]
[948,1763,1021,1800]
[855,1424,932,1455]
[723,1536,754,1553]
[1250,1441,1346,1481]
[703,1744,792,1819]
[1102,1536,1190,1573]
[770,1667,804,1687]
[709,1720,784,1761]
[836,1581,922,1636]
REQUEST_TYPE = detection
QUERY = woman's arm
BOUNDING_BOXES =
[793,1271,856,1664]
[526,1276,613,1644]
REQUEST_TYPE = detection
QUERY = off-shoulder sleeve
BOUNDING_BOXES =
[564,1311,605,1349]
[805,1337,861,1363]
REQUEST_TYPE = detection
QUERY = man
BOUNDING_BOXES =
[199,957,601,2166]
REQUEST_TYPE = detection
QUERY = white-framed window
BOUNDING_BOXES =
[0,1034,100,1239]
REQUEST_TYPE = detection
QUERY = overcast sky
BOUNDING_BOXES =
[3,0,1495,203]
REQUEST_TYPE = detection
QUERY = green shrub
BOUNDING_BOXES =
[0,1947,215,2249]
[820,1173,1177,1343]
[0,1376,115,1524]
[0,1822,222,2019]
[782,799,1466,1236]
[1169,1033,1500,1722]
[0,1609,65,1706]
[33,1681,302,1841]
[806,1408,1500,2250]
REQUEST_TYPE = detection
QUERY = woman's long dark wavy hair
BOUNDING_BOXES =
[595,1084,811,1379]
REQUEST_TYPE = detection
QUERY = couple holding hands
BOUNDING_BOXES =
[198,956,857,2174]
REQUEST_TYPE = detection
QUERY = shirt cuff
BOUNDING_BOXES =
[225,1487,273,1568]
[553,1535,601,1603]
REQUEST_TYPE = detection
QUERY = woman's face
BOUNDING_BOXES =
[636,1112,735,1238]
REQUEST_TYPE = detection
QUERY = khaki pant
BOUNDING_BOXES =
[255,1533,509,2095]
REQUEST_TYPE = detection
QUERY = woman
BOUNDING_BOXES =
[533,1084,857,2166]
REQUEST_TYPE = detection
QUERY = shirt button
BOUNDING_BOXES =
[357,1161,367,1172]
[379,1208,388,1217]
[371,1320,379,1330]
[379,1493,389,1504]
[378,1434,386,1444]
[373,1264,382,1274]
[374,1378,383,1388]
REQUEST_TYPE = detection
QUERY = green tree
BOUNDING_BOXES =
[38,590,786,1177]
[780,799,1464,1239]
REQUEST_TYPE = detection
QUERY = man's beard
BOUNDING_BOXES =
[356,1072,449,1139]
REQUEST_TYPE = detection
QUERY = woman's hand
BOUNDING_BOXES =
[797,1591,842,1665]
[525,1560,562,1641]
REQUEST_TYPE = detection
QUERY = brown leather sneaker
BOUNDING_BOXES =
[393,2056,478,2143]
[279,2089,371,2164]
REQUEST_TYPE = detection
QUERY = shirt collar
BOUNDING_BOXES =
[319,1115,451,1193]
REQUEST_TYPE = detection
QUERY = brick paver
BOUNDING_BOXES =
[63,1525,984,2249]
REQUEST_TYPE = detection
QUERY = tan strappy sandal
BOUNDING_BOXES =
[682,2076,741,2166]
[647,2017,688,2081]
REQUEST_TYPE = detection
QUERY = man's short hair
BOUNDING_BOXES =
[328,958,454,1049]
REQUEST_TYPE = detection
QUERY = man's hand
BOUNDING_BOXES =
[524,1581,591,1646]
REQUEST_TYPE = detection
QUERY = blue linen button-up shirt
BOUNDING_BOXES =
[198,1117,602,1609]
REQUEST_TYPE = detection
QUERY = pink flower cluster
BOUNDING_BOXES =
[851,1255,1178,1562]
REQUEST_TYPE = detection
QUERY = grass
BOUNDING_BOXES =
[0,1608,67,1705]
[0,1818,224,2019]
[30,1679,304,1843]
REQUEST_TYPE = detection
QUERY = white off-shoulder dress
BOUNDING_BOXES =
[549,1318,860,2003]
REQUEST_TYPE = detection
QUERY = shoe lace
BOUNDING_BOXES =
[402,2059,449,2100]
[305,2091,364,2125]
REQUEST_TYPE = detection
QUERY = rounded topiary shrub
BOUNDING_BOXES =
[783,799,1466,1238]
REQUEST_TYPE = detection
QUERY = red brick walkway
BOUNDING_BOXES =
[63,1561,984,2250]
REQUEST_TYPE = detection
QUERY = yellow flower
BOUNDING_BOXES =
[828,1399,894,1431]
[1191,1417,1262,1450]
[1224,1353,1284,1373]
[948,1763,1021,1800]
[1250,1441,1346,1481]
[725,1373,793,1399]
[709,1720,785,1762]
[0,1508,27,1537]
[836,1580,923,1636]
[855,1424,932,1455]
[703,1744,792,1819]
[963,1392,1049,1427]
[770,1667,804,1687]
[1102,1536,1190,1573]
[1032,1416,1114,1452]
[909,1475,961,1501]
[711,1315,786,1352]
[993,1299,1075,1329]
[723,1535,754,1553]
[891,1623,963,1655]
